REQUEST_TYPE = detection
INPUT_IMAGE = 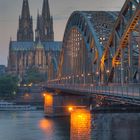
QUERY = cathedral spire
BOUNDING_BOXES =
[35,0,54,41]
[21,0,30,18]
[42,0,51,20]
[17,0,33,41]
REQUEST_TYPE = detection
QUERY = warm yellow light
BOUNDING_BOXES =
[106,70,110,73]
[96,71,99,75]
[26,93,29,97]
[70,109,91,140]
[28,83,33,87]
[68,106,73,112]
[44,94,53,107]
[43,93,46,97]
[24,93,29,98]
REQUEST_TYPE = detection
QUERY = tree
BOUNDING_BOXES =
[23,67,47,84]
[0,75,18,98]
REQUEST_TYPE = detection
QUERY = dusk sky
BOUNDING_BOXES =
[0,0,125,65]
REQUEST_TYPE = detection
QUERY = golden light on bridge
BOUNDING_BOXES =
[70,109,91,140]
[68,106,74,112]
[43,93,46,97]
[44,93,53,107]
[44,92,53,115]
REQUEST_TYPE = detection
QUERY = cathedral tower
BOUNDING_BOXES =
[35,0,54,42]
[17,0,33,41]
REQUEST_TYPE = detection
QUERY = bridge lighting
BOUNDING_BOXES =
[68,106,74,112]
[69,76,71,79]
[81,74,84,77]
[100,37,102,40]
[106,70,110,73]
[88,73,91,76]
[96,72,99,75]
[28,83,32,87]
[76,75,79,78]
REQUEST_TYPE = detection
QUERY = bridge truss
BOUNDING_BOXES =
[47,0,140,104]
[49,0,140,85]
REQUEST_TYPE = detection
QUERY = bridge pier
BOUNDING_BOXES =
[44,92,90,117]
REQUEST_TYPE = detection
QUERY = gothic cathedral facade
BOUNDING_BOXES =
[8,0,61,80]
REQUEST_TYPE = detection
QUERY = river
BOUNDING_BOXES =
[0,111,140,140]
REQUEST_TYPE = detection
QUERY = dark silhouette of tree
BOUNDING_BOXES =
[22,67,47,84]
[0,75,18,98]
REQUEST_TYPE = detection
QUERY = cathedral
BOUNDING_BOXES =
[8,0,62,80]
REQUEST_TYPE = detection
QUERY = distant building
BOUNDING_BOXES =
[0,65,6,75]
[8,0,62,80]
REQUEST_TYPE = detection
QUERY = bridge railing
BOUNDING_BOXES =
[47,84,140,101]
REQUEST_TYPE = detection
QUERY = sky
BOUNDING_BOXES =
[0,0,125,65]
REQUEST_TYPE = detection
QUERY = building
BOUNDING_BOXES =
[8,0,62,80]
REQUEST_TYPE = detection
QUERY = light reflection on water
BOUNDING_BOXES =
[38,119,54,139]
[0,111,70,140]
[0,110,140,140]
[70,109,91,140]
[92,113,140,140]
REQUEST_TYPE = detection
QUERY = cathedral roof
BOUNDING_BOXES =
[10,41,62,51]
[10,41,34,51]
[42,42,62,51]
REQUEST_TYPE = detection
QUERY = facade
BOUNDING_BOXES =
[8,0,61,79]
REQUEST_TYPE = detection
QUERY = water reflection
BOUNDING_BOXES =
[39,119,54,135]
[92,113,140,140]
[0,111,140,140]
[38,117,70,140]
[70,109,91,140]
[70,108,140,140]
[0,111,70,140]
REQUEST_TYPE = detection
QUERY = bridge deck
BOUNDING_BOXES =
[47,84,140,105]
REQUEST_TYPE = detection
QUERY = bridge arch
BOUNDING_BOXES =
[58,11,117,84]
[100,0,140,84]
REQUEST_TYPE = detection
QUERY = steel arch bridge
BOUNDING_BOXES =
[48,0,140,105]
[58,11,117,83]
